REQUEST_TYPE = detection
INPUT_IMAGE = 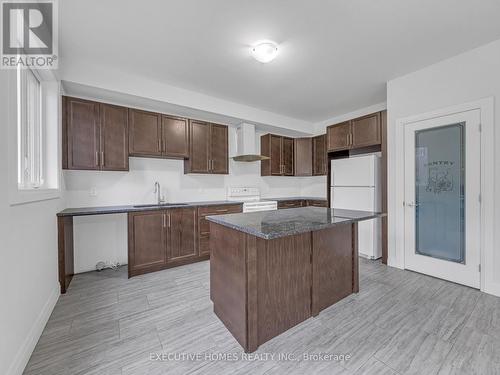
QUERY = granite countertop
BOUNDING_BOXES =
[56,196,327,217]
[56,200,245,217]
[206,207,384,240]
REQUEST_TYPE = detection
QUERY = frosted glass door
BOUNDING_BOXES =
[414,124,464,263]
[404,109,481,289]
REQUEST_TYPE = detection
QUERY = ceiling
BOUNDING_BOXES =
[59,0,500,123]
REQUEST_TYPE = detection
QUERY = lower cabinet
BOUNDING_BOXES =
[277,200,304,209]
[128,207,198,276]
[128,204,242,277]
[198,204,243,256]
[278,199,328,209]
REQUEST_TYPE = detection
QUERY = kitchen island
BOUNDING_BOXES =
[206,207,383,352]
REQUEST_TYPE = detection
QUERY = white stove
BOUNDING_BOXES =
[227,187,278,213]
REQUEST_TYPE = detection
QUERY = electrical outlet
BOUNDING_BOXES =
[89,187,97,197]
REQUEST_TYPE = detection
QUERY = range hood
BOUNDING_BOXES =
[232,123,270,162]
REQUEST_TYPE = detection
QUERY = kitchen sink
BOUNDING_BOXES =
[133,203,189,208]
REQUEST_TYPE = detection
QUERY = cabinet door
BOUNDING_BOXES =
[128,109,161,157]
[66,97,100,170]
[278,200,304,209]
[186,120,210,173]
[282,137,294,176]
[270,135,283,175]
[198,204,242,256]
[351,112,381,148]
[294,138,312,176]
[210,124,228,174]
[327,121,351,152]
[168,207,197,261]
[128,211,167,273]
[313,134,327,176]
[162,115,189,158]
[100,103,129,171]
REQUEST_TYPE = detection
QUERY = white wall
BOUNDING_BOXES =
[387,38,500,295]
[0,70,65,375]
[65,127,327,272]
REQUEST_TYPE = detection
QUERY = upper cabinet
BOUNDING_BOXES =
[184,121,228,174]
[63,96,128,171]
[326,112,382,152]
[128,109,161,157]
[129,109,189,159]
[312,134,327,176]
[261,134,294,176]
[294,138,312,176]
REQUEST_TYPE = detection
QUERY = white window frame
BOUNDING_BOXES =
[8,65,61,205]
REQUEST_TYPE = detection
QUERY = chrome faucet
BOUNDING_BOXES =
[154,181,165,205]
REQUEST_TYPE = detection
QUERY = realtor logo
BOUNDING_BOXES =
[1,0,58,69]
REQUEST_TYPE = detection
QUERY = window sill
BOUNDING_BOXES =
[9,188,61,206]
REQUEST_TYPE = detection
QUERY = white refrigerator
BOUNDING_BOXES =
[330,154,382,260]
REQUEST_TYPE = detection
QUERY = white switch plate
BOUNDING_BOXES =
[89,187,98,197]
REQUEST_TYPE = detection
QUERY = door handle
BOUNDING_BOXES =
[158,139,161,152]
[162,213,166,228]
[168,213,171,228]
[101,152,104,166]
[95,151,99,166]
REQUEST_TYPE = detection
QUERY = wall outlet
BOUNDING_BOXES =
[89,187,98,197]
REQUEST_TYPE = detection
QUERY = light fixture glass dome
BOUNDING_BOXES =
[251,41,279,63]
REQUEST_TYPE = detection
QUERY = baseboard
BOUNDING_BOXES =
[7,284,60,375]
[483,280,500,297]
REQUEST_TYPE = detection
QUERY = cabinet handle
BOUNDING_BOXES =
[158,139,161,152]
[168,213,171,228]
[95,151,99,166]
[216,209,228,213]
[162,214,166,228]
[101,152,104,166]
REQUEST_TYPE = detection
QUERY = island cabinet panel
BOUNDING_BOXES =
[100,103,129,171]
[312,134,327,175]
[128,211,167,275]
[161,115,189,158]
[184,121,229,174]
[306,199,328,207]
[198,204,242,256]
[311,224,356,315]
[210,223,248,349]
[64,97,100,170]
[255,234,312,345]
[168,207,197,262]
[294,138,312,176]
[128,109,162,157]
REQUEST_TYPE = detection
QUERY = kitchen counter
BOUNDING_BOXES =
[206,207,381,239]
[56,196,327,217]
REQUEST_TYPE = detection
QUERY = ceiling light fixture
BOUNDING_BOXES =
[250,41,279,63]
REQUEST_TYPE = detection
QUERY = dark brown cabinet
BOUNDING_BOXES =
[129,110,190,159]
[307,199,328,207]
[128,109,161,157]
[294,138,313,176]
[63,96,128,171]
[198,204,242,256]
[327,121,351,152]
[169,207,197,261]
[277,199,328,209]
[128,211,167,274]
[128,207,198,276]
[184,121,228,174]
[327,112,382,152]
[161,116,189,158]
[277,200,304,209]
[261,134,294,176]
[312,134,327,176]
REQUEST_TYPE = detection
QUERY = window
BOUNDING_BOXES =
[17,67,43,189]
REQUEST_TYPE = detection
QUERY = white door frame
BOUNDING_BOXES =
[392,97,495,294]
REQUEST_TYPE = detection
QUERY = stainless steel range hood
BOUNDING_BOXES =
[232,123,270,162]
